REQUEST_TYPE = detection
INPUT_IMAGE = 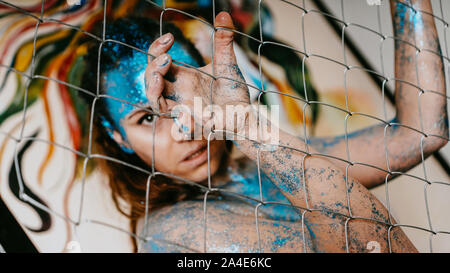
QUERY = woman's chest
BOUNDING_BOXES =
[142,199,311,253]
[217,161,301,222]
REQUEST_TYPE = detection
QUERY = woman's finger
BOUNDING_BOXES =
[145,53,172,109]
[145,39,173,113]
[148,33,174,64]
[145,53,172,99]
[147,53,172,77]
[213,12,238,70]
[145,71,167,112]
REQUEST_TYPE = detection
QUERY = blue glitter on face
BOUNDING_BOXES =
[168,41,200,68]
[103,52,149,138]
[102,41,201,141]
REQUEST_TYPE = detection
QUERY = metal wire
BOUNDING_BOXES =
[0,0,449,253]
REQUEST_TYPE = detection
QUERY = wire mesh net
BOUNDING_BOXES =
[0,0,449,253]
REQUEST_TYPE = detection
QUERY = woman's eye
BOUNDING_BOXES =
[137,114,154,125]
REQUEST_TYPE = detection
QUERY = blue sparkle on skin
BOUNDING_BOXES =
[168,41,200,68]
[271,235,289,251]
[396,3,424,37]
[334,202,348,211]
[390,116,400,131]
[181,124,190,132]
[307,116,399,150]
[102,40,201,149]
[412,9,425,47]
[100,116,134,154]
[165,93,181,102]
[413,11,423,31]
[303,218,316,239]
[396,3,408,34]
[143,234,168,253]
[268,169,301,195]
[103,52,149,138]
[172,117,190,133]
[223,162,301,222]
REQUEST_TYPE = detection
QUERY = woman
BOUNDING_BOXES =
[80,0,447,253]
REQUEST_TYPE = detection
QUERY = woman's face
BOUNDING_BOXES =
[102,40,226,183]
[120,109,226,183]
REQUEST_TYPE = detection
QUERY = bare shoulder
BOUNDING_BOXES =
[137,198,310,253]
[138,200,206,253]
[138,199,259,252]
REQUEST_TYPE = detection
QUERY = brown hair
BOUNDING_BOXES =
[92,118,227,252]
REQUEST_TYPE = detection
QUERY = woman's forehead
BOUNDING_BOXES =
[103,51,148,118]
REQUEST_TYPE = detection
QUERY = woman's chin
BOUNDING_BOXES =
[182,161,220,183]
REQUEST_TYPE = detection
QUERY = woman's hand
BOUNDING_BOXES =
[202,11,250,107]
[144,32,175,114]
[144,12,250,114]
[144,11,250,137]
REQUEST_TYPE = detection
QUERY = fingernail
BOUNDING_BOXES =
[156,54,169,66]
[159,33,172,44]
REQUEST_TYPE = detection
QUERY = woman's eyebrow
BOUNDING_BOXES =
[126,106,155,120]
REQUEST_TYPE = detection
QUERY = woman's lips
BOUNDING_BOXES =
[181,143,209,167]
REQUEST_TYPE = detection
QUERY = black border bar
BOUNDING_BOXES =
[0,196,38,253]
